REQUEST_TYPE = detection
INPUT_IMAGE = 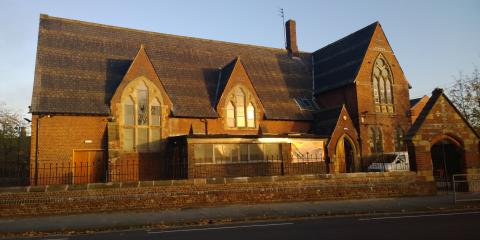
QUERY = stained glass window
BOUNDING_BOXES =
[372,55,394,113]
[121,80,163,152]
[137,83,148,125]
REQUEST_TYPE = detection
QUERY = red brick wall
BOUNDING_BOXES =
[30,115,108,185]
[408,93,480,179]
[353,24,412,157]
[315,24,412,163]
[326,107,361,173]
[0,172,435,217]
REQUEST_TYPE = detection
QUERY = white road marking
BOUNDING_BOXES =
[359,211,480,221]
[148,222,294,234]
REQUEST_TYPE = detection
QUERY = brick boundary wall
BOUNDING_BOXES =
[0,172,435,217]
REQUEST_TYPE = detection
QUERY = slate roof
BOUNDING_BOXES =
[214,57,238,107]
[31,15,313,120]
[310,106,343,136]
[409,97,423,108]
[312,22,378,94]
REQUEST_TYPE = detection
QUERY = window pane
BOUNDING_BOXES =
[194,144,213,163]
[235,89,245,127]
[386,79,392,104]
[379,77,385,103]
[264,144,281,160]
[151,105,161,126]
[226,102,235,127]
[249,144,263,161]
[124,100,134,126]
[213,144,226,163]
[123,128,134,151]
[150,128,161,151]
[373,78,379,104]
[137,88,148,125]
[137,128,148,152]
[247,103,255,127]
[226,144,239,162]
[240,144,249,161]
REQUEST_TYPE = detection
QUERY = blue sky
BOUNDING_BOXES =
[1,0,479,114]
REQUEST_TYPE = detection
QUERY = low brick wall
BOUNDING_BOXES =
[0,172,435,217]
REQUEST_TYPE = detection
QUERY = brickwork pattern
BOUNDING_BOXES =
[408,93,480,179]
[0,172,435,217]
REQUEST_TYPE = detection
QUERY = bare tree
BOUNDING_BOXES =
[448,66,480,133]
[0,103,27,163]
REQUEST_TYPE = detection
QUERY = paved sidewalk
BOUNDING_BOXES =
[1,194,479,235]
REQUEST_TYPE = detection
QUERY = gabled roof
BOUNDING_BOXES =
[31,15,313,120]
[407,88,480,139]
[312,22,378,94]
[110,45,173,113]
[310,105,343,136]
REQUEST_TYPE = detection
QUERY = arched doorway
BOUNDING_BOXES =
[335,135,356,173]
[430,137,465,191]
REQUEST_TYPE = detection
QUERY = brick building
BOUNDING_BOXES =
[29,15,479,185]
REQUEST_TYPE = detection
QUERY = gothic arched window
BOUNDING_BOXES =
[225,86,256,129]
[235,88,246,127]
[372,55,394,113]
[247,103,255,128]
[121,80,163,152]
[373,78,380,104]
[386,79,392,104]
[368,126,383,154]
[394,126,405,152]
[226,101,235,127]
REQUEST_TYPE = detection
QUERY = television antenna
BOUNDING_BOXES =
[278,8,286,48]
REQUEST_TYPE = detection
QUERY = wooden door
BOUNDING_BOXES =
[335,138,346,173]
[73,150,105,184]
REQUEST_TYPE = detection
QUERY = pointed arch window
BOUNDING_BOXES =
[247,103,255,128]
[137,82,148,125]
[151,98,161,126]
[373,78,380,104]
[379,76,385,103]
[394,126,405,152]
[124,97,135,126]
[368,126,383,154]
[235,88,246,127]
[226,101,235,127]
[372,55,394,113]
[121,80,163,152]
[225,86,257,129]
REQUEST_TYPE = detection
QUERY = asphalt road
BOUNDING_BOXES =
[20,211,480,240]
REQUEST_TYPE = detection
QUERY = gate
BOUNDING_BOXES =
[453,174,480,203]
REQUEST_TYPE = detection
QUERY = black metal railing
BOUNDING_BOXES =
[0,155,327,186]
[191,154,326,179]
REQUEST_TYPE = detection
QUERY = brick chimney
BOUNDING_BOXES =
[286,19,299,57]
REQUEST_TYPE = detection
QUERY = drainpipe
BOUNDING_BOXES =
[34,115,40,185]
[200,118,208,135]
[33,114,48,185]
